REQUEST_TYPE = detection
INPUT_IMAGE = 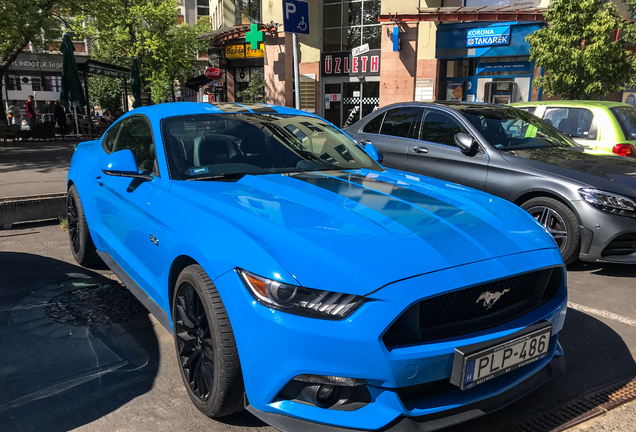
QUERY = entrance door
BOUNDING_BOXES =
[343,82,362,127]
[323,83,341,127]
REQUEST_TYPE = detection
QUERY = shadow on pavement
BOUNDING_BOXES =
[0,251,160,432]
[443,308,636,432]
[567,261,636,278]
[0,142,77,175]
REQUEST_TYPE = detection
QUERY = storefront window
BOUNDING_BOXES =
[234,0,260,25]
[445,60,475,78]
[323,0,381,52]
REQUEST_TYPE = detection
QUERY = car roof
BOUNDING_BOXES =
[118,102,317,121]
[511,100,631,109]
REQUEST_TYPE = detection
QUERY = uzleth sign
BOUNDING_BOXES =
[467,26,511,47]
[320,49,381,77]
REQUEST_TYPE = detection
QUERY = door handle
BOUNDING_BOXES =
[96,175,103,186]
[412,146,429,154]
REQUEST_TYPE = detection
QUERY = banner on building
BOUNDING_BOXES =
[320,49,381,77]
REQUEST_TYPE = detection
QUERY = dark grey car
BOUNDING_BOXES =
[346,102,636,264]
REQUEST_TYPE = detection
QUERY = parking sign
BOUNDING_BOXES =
[283,0,309,35]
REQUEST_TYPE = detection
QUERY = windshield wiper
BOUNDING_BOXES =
[190,172,247,181]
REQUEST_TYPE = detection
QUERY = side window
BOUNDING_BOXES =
[379,107,422,138]
[545,107,594,138]
[111,116,157,174]
[419,110,468,147]
[363,111,386,134]
[103,122,121,152]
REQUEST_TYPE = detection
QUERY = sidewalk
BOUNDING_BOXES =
[0,138,80,199]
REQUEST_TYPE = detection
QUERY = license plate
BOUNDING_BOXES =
[450,324,552,390]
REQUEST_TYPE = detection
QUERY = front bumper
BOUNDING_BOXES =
[247,353,565,432]
[213,248,567,431]
[576,201,636,263]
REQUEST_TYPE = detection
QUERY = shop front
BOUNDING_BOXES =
[436,22,544,104]
[320,50,381,128]
[223,41,264,103]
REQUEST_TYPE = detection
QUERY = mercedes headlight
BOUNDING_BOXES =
[579,188,636,218]
[238,269,365,319]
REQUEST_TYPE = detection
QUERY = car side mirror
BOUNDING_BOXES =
[101,149,153,180]
[363,143,384,163]
[454,133,478,155]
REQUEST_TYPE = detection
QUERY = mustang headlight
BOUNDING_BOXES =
[238,269,365,319]
[579,188,636,218]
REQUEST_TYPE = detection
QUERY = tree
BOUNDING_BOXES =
[75,0,213,105]
[0,0,64,124]
[236,71,267,103]
[88,75,123,115]
[527,0,636,100]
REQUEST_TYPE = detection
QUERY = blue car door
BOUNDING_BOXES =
[92,115,163,303]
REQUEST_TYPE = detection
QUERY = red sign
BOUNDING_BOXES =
[204,67,223,80]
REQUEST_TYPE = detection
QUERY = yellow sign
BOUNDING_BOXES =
[246,44,264,58]
[224,43,264,59]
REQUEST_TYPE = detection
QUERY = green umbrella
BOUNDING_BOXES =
[130,58,142,109]
[60,34,86,113]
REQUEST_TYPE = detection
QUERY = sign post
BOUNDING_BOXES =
[283,0,309,110]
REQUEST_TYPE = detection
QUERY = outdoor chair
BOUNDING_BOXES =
[78,118,102,139]
[5,125,21,144]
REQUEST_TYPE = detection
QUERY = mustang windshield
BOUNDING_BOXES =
[161,113,381,180]
[457,106,578,151]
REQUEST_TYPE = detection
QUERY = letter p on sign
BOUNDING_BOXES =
[286,2,296,19]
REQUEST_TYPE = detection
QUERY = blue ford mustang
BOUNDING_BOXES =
[67,102,567,431]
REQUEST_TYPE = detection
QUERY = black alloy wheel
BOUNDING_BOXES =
[521,196,581,265]
[172,265,244,418]
[175,282,215,400]
[67,185,100,267]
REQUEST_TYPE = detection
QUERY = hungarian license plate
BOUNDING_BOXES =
[450,324,552,390]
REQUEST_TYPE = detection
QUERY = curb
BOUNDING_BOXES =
[0,193,67,229]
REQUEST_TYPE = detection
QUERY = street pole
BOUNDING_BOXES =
[292,32,300,110]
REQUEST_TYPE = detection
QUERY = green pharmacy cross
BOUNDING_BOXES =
[245,23,264,50]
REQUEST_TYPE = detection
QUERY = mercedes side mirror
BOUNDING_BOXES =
[454,133,478,155]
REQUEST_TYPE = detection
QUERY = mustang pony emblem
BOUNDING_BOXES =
[476,289,510,309]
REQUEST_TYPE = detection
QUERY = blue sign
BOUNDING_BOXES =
[392,27,399,51]
[283,0,309,35]
[467,26,510,47]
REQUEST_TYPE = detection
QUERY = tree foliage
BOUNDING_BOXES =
[88,75,123,115]
[0,0,64,123]
[236,71,267,103]
[527,0,636,99]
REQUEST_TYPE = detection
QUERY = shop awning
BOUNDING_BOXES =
[378,6,547,23]
[77,59,131,78]
[197,23,278,47]
[185,74,212,91]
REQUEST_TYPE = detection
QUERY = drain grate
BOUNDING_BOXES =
[508,375,636,432]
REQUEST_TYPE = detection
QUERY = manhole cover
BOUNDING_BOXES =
[45,283,146,326]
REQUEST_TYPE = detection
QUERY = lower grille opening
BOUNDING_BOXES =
[601,233,636,257]
[383,267,562,348]
[394,379,456,404]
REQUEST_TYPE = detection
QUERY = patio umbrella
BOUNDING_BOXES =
[130,58,142,109]
[60,34,85,135]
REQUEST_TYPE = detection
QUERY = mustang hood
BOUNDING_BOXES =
[173,170,558,295]
[501,148,636,194]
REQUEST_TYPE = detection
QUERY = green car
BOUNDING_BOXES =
[510,100,636,158]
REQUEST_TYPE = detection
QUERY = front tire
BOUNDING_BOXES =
[521,196,580,265]
[172,265,244,418]
[67,185,100,267]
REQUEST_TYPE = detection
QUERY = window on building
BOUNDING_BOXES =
[197,0,210,17]
[31,77,42,92]
[323,0,381,52]
[299,74,316,113]
[234,0,260,25]
[43,75,62,92]
[6,74,21,91]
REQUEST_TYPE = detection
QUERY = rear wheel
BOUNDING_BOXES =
[67,185,100,267]
[172,265,244,417]
[521,197,580,265]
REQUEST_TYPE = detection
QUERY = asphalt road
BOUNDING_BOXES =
[1,221,635,432]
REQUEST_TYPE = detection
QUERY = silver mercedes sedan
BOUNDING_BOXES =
[346,102,636,265]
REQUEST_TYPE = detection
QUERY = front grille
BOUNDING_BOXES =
[383,267,562,348]
[602,233,636,257]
